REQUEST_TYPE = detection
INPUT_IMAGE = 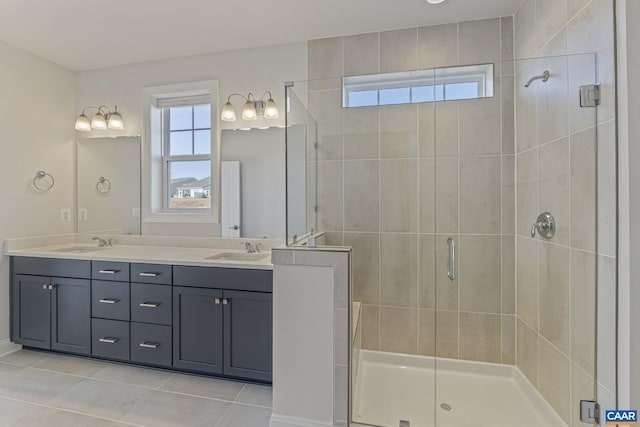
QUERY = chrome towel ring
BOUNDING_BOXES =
[96,176,112,194]
[33,170,55,192]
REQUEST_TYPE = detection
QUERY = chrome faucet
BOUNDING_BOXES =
[93,237,113,247]
[241,242,261,253]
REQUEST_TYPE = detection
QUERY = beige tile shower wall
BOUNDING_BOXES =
[309,17,516,365]
[513,0,616,426]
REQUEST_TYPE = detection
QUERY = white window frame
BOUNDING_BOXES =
[142,80,220,225]
[342,63,494,108]
[160,99,212,211]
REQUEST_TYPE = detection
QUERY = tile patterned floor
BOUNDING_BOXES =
[0,349,272,427]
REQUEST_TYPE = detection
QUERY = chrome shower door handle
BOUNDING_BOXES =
[447,237,456,281]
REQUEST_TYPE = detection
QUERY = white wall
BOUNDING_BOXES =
[618,0,640,410]
[628,0,640,409]
[221,128,286,239]
[75,42,306,236]
[0,41,76,347]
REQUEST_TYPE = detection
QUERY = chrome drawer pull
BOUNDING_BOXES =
[139,272,160,277]
[139,342,160,349]
[98,337,119,344]
[139,302,161,308]
[99,298,120,304]
[98,270,120,274]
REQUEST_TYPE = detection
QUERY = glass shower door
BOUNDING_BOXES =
[341,67,438,427]
[432,53,599,427]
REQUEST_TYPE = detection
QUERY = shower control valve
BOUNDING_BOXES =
[531,212,556,239]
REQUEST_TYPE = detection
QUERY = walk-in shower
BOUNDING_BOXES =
[285,45,612,426]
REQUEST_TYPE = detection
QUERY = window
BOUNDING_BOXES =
[343,64,494,108]
[143,80,219,222]
[161,102,212,209]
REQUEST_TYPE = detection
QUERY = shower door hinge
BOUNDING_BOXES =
[580,84,600,108]
[314,205,318,213]
[580,400,600,424]
[314,142,319,150]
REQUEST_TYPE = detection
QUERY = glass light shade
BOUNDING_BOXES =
[242,101,257,121]
[426,0,446,3]
[221,102,237,121]
[107,111,124,130]
[264,98,279,119]
[91,112,107,130]
[75,114,92,131]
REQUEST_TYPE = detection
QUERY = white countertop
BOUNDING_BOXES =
[5,234,279,270]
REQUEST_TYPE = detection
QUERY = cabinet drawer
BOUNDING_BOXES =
[92,281,130,321]
[173,266,273,292]
[130,264,172,285]
[12,257,90,279]
[92,318,129,361]
[92,261,129,282]
[131,323,172,367]
[131,283,171,325]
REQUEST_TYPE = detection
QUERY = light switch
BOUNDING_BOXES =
[60,209,71,222]
[79,208,88,221]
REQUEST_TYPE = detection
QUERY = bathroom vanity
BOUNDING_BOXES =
[8,241,274,383]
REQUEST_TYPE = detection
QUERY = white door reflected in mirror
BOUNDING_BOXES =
[221,161,241,238]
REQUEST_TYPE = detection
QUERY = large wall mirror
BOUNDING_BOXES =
[220,127,285,238]
[77,136,141,235]
[76,129,287,238]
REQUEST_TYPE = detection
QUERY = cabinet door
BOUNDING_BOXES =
[51,277,91,355]
[223,290,272,381]
[13,275,51,349]
[173,286,223,374]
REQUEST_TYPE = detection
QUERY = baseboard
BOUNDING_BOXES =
[0,339,21,357]
[270,414,335,427]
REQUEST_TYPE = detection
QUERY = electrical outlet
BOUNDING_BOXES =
[79,208,88,221]
[132,208,140,218]
[60,209,71,222]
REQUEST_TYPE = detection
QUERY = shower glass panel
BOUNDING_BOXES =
[285,82,318,245]
[432,53,598,427]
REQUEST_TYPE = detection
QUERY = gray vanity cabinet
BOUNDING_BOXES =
[173,286,224,374]
[223,290,272,381]
[13,274,51,350]
[12,256,272,382]
[50,277,91,355]
[12,274,91,355]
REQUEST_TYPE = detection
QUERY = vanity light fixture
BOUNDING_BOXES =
[221,92,279,122]
[426,0,447,3]
[75,105,124,131]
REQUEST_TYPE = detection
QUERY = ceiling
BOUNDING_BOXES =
[0,0,523,71]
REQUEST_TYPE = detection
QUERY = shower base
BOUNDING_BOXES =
[352,350,566,427]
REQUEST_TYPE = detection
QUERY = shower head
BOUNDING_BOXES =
[524,70,550,88]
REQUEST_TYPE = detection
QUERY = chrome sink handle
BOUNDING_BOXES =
[241,241,256,253]
[531,212,556,239]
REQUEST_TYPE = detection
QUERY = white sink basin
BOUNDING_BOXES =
[206,252,270,262]
[52,246,106,254]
